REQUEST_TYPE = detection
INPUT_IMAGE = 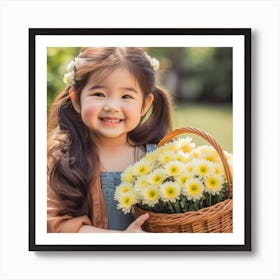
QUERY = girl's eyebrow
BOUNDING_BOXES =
[88,85,105,91]
[122,87,138,94]
[88,85,138,94]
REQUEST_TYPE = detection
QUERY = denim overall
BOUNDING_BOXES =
[101,144,157,230]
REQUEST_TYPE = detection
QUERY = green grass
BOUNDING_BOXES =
[172,103,232,152]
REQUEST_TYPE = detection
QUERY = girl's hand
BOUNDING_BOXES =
[125,213,149,233]
[78,213,149,233]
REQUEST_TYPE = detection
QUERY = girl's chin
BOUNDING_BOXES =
[92,127,127,139]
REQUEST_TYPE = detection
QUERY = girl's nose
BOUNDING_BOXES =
[103,99,120,112]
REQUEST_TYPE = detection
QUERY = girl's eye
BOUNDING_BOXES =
[92,92,105,97]
[122,94,133,99]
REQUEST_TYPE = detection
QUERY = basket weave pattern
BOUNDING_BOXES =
[133,127,233,233]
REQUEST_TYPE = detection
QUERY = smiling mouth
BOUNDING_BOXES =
[100,117,123,124]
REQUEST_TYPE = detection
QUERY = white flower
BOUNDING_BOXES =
[176,137,196,153]
[121,165,135,184]
[182,178,204,201]
[161,141,178,152]
[144,149,159,161]
[114,183,134,201]
[63,71,74,85]
[184,161,196,176]
[141,185,160,206]
[158,150,176,164]
[160,182,181,202]
[147,168,166,186]
[66,60,75,71]
[144,52,160,71]
[176,174,190,187]
[204,175,224,195]
[74,56,86,68]
[213,163,224,177]
[224,150,233,162]
[134,175,150,191]
[193,159,215,177]
[164,161,185,176]
[132,158,153,176]
[150,57,160,71]
[63,56,87,85]
[116,193,136,214]
[174,151,189,163]
[198,146,220,163]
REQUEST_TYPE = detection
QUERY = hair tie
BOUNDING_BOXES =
[69,88,75,100]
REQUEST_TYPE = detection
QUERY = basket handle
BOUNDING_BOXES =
[158,127,233,198]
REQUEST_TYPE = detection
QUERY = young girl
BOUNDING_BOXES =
[47,47,173,233]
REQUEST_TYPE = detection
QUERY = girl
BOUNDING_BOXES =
[47,47,173,233]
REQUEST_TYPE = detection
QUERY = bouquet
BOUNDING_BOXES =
[114,136,232,216]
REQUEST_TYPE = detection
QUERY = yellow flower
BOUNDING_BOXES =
[176,137,196,153]
[176,174,190,187]
[148,169,165,186]
[161,141,178,152]
[224,150,233,162]
[185,162,196,176]
[114,183,134,201]
[160,182,181,202]
[194,159,215,177]
[205,175,224,194]
[165,161,185,176]
[198,146,220,163]
[117,193,136,214]
[174,151,189,163]
[183,178,204,201]
[195,145,207,152]
[224,151,233,176]
[213,163,224,176]
[158,150,176,164]
[132,159,152,176]
[145,149,159,161]
[121,165,135,184]
[142,185,160,206]
[190,148,200,159]
[135,175,149,190]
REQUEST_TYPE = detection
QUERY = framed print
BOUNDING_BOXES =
[29,28,251,251]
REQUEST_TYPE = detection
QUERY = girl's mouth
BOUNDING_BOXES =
[100,117,123,126]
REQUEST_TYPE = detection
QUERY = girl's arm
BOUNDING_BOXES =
[78,213,149,233]
[48,181,149,233]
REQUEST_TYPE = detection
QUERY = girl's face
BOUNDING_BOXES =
[77,67,153,143]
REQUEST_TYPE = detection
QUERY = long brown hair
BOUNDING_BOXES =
[48,47,172,217]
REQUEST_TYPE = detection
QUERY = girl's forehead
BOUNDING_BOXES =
[87,66,140,88]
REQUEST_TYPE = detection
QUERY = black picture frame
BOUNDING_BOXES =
[29,28,251,251]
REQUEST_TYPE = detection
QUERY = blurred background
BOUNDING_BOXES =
[47,47,232,152]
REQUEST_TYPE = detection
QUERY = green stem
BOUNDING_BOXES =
[167,201,175,213]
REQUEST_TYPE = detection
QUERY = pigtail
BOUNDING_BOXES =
[129,86,173,145]
[48,87,96,218]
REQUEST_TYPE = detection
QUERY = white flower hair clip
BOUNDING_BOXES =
[63,56,86,85]
[144,52,160,71]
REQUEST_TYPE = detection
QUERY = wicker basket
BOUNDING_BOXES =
[133,127,233,233]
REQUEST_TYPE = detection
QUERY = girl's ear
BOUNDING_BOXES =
[69,88,81,113]
[141,93,154,116]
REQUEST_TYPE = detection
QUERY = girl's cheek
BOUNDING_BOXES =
[125,102,142,115]
[82,103,98,119]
